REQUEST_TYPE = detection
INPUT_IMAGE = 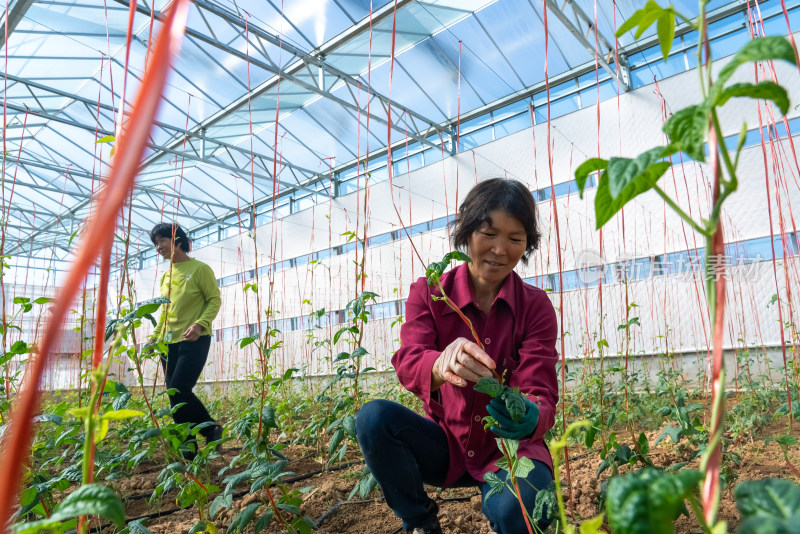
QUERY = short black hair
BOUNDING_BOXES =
[149,223,191,252]
[449,178,540,265]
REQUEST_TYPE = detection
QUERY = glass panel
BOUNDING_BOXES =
[495,113,530,139]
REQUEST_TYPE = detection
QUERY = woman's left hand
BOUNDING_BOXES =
[487,395,539,440]
[183,323,203,342]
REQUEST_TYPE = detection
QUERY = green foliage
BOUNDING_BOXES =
[425,250,472,286]
[606,468,702,534]
[575,33,796,233]
[475,376,504,398]
[734,478,800,534]
[616,1,682,60]
[716,82,790,115]
[228,503,260,533]
[663,106,708,161]
[106,297,170,341]
[714,37,797,90]
[474,377,527,423]
[348,466,379,500]
[12,484,125,534]
[533,483,557,524]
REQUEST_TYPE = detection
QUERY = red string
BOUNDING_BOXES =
[748,0,794,423]
[385,0,425,270]
[541,0,572,513]
[0,1,190,526]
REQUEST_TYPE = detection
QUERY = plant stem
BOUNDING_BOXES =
[652,186,708,237]
[499,439,535,534]
[434,280,502,381]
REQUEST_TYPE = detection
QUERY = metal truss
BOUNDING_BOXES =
[2,0,757,266]
[544,0,631,92]
[0,0,35,49]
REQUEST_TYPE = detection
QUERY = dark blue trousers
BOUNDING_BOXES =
[160,335,216,440]
[355,399,553,533]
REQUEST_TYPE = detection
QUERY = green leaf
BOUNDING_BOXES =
[503,390,527,424]
[102,409,144,421]
[120,297,169,322]
[574,158,608,197]
[594,147,675,228]
[342,415,356,439]
[33,297,53,305]
[715,81,790,115]
[499,438,519,459]
[584,425,599,448]
[126,519,156,534]
[95,135,115,144]
[579,513,606,534]
[655,424,682,446]
[533,484,557,524]
[33,414,62,425]
[765,435,799,447]
[474,377,503,398]
[663,105,708,162]
[426,251,471,285]
[636,2,665,39]
[606,468,702,534]
[483,471,506,500]
[607,146,675,199]
[328,428,345,457]
[637,432,650,458]
[10,340,28,355]
[615,8,643,37]
[228,503,260,533]
[656,11,675,61]
[239,337,255,349]
[513,456,535,479]
[734,478,800,533]
[30,484,123,530]
[254,509,274,533]
[209,493,232,519]
[188,521,209,534]
[717,37,797,90]
[441,250,472,264]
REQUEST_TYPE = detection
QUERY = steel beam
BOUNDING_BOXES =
[3,101,321,197]
[544,0,631,92]
[0,0,35,50]
[2,73,321,178]
[115,0,449,157]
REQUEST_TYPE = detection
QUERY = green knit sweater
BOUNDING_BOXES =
[152,258,221,343]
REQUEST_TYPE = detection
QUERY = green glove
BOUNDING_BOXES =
[487,395,539,440]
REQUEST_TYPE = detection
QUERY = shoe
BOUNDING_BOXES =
[207,424,223,453]
[406,525,442,534]
[406,501,441,534]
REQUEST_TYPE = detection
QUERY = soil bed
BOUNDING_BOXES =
[117,421,800,534]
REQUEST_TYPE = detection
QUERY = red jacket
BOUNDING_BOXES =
[392,262,559,488]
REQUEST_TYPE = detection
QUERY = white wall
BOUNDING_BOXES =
[123,45,800,387]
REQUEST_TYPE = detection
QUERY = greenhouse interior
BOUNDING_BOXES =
[2,0,800,532]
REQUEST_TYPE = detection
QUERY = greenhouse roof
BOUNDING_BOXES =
[0,0,786,268]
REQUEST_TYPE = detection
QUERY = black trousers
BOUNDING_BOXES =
[160,335,216,440]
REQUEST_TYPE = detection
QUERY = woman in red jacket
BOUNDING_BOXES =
[356,178,558,534]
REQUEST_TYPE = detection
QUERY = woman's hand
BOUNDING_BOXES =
[487,395,539,439]
[432,337,496,390]
[183,323,203,342]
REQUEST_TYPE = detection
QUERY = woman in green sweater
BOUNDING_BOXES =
[149,223,222,459]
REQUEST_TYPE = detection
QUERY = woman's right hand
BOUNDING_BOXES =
[432,337,496,390]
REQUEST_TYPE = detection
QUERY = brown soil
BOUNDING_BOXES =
[93,422,800,534]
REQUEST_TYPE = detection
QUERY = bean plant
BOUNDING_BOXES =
[572,1,800,532]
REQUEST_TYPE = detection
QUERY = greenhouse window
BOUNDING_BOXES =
[367,232,393,247]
